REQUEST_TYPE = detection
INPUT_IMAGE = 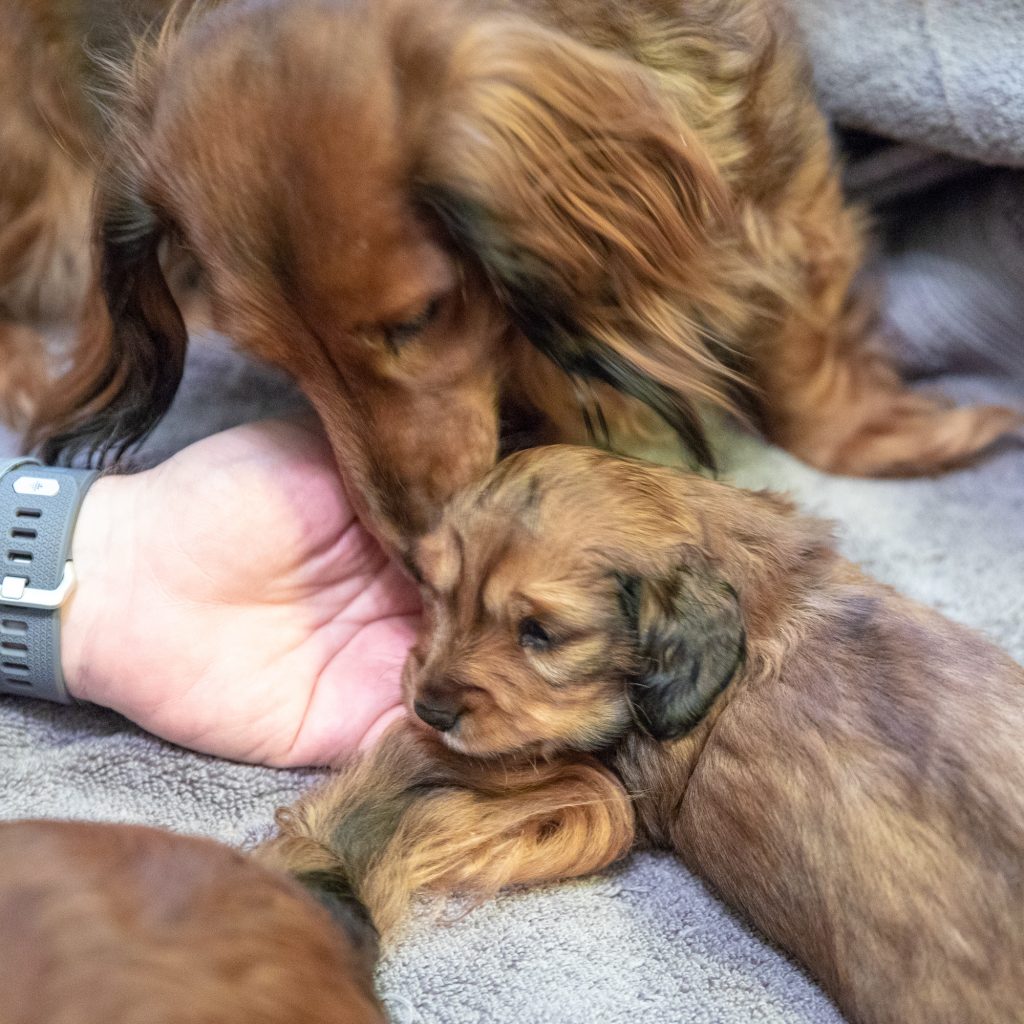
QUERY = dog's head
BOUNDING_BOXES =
[35,0,733,548]
[404,445,745,756]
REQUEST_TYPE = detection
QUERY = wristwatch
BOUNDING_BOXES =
[0,459,100,703]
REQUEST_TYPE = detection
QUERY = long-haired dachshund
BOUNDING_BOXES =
[16,0,1020,546]
[263,445,1024,1024]
[0,818,384,1023]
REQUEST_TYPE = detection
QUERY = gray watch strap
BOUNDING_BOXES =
[0,460,100,703]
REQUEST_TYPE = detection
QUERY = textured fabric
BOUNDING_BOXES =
[883,170,1024,382]
[787,0,1024,166]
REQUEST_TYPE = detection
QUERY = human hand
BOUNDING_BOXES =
[61,419,419,767]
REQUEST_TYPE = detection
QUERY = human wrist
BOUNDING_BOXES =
[60,474,137,704]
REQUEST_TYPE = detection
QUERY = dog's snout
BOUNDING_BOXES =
[413,697,464,733]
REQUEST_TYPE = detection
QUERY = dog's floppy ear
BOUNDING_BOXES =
[418,19,736,467]
[33,187,188,466]
[619,565,744,741]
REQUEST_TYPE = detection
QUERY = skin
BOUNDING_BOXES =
[60,418,418,767]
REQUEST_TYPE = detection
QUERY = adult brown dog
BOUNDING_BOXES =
[267,445,1024,1024]
[18,0,1020,548]
[0,819,385,1024]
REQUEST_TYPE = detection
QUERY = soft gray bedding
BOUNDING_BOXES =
[789,0,1024,166]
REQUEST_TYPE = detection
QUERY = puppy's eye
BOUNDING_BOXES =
[518,617,553,651]
[382,297,441,352]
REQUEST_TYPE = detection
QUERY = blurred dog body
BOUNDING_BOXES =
[0,819,384,1024]
[270,446,1024,1024]
[10,0,1017,547]
[0,1,181,421]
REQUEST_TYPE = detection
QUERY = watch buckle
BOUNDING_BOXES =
[0,562,76,610]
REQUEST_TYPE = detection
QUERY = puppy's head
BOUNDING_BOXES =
[35,0,731,548]
[404,446,745,756]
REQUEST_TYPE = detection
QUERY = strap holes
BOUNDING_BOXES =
[7,551,31,563]
[1,661,29,675]
[0,620,27,634]
[15,508,41,519]
[0,640,27,654]
[10,528,36,540]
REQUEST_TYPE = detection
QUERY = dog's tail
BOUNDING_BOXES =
[255,723,636,937]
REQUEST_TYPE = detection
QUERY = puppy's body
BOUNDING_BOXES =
[24,0,1018,543]
[616,564,1024,1024]
[0,819,385,1024]
[410,446,1024,1022]
[269,446,1024,1024]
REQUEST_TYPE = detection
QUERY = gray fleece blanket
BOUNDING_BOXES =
[3,10,1024,1022]
[788,0,1024,166]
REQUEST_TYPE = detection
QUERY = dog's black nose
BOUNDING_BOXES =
[413,699,463,733]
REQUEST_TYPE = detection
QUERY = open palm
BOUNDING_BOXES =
[64,420,419,766]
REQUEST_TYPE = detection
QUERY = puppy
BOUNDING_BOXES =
[406,445,1024,1021]
[26,0,1019,547]
[257,724,635,936]
[0,818,385,1024]
[270,445,1024,1024]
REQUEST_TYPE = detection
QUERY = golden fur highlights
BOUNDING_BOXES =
[272,446,1024,1024]
[22,0,1021,547]
[257,722,635,936]
[0,0,96,423]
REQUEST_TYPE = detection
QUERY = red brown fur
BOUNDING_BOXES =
[0,818,384,1023]
[268,446,1024,1024]
[0,0,98,422]
[20,0,1020,546]
[0,0,207,428]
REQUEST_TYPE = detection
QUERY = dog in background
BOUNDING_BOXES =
[0,1,185,423]
[265,445,1024,1024]
[0,818,385,1024]
[15,0,1019,548]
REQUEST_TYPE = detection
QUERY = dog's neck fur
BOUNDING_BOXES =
[607,484,860,848]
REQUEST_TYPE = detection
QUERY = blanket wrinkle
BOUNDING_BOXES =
[918,0,960,142]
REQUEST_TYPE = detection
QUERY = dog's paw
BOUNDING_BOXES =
[801,394,1023,477]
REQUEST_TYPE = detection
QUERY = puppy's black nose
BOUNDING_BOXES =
[413,699,463,733]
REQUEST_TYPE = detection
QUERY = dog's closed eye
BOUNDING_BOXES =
[381,296,442,352]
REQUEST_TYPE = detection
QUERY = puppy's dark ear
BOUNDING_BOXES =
[418,18,736,469]
[619,565,744,741]
[32,190,187,466]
